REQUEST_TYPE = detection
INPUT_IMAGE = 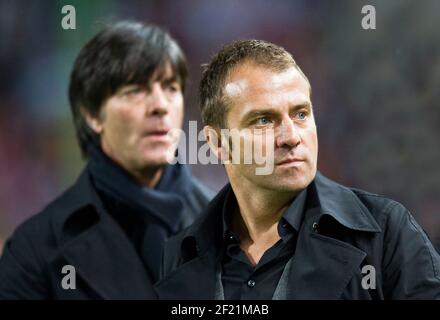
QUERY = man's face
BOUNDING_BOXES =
[90,63,184,173]
[223,62,318,193]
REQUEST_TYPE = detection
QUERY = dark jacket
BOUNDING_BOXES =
[155,172,440,299]
[0,168,214,299]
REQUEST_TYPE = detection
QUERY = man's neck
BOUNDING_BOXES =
[229,179,297,266]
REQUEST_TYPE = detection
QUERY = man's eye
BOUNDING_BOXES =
[296,111,307,120]
[256,117,271,125]
[165,83,180,92]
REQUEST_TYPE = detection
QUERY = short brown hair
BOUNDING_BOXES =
[199,39,311,128]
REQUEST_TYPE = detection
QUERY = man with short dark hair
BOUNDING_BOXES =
[0,21,213,299]
[155,39,440,299]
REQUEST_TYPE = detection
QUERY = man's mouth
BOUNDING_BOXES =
[146,129,170,136]
[143,129,173,141]
[276,157,305,166]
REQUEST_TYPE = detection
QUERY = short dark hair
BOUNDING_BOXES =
[199,39,311,128]
[69,21,188,157]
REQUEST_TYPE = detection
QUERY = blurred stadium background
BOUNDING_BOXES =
[0,0,439,252]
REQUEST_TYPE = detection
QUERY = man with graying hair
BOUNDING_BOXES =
[155,39,440,299]
[0,21,213,299]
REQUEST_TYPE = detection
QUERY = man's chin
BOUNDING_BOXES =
[271,182,309,193]
[139,144,176,164]
[137,155,170,169]
[264,173,314,193]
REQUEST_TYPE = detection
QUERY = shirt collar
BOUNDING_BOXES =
[221,187,239,242]
[221,187,308,242]
[278,187,307,237]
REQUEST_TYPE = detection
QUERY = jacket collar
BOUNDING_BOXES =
[51,159,198,243]
[182,171,381,257]
[50,167,106,244]
[311,172,381,233]
[49,168,156,299]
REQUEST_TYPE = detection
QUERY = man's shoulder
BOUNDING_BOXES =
[341,183,440,297]
[318,173,410,228]
[343,183,431,249]
[349,186,410,227]
[5,169,94,251]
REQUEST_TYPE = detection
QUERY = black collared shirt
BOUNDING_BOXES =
[221,188,307,300]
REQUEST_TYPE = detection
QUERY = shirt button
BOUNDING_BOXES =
[247,279,256,288]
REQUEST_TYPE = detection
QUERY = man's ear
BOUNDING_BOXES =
[80,107,103,134]
[203,125,229,162]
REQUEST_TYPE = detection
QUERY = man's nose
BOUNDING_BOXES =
[147,83,168,116]
[276,118,301,148]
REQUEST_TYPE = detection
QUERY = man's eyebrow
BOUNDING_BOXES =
[161,75,179,84]
[291,102,312,111]
[241,109,279,124]
[241,103,312,124]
